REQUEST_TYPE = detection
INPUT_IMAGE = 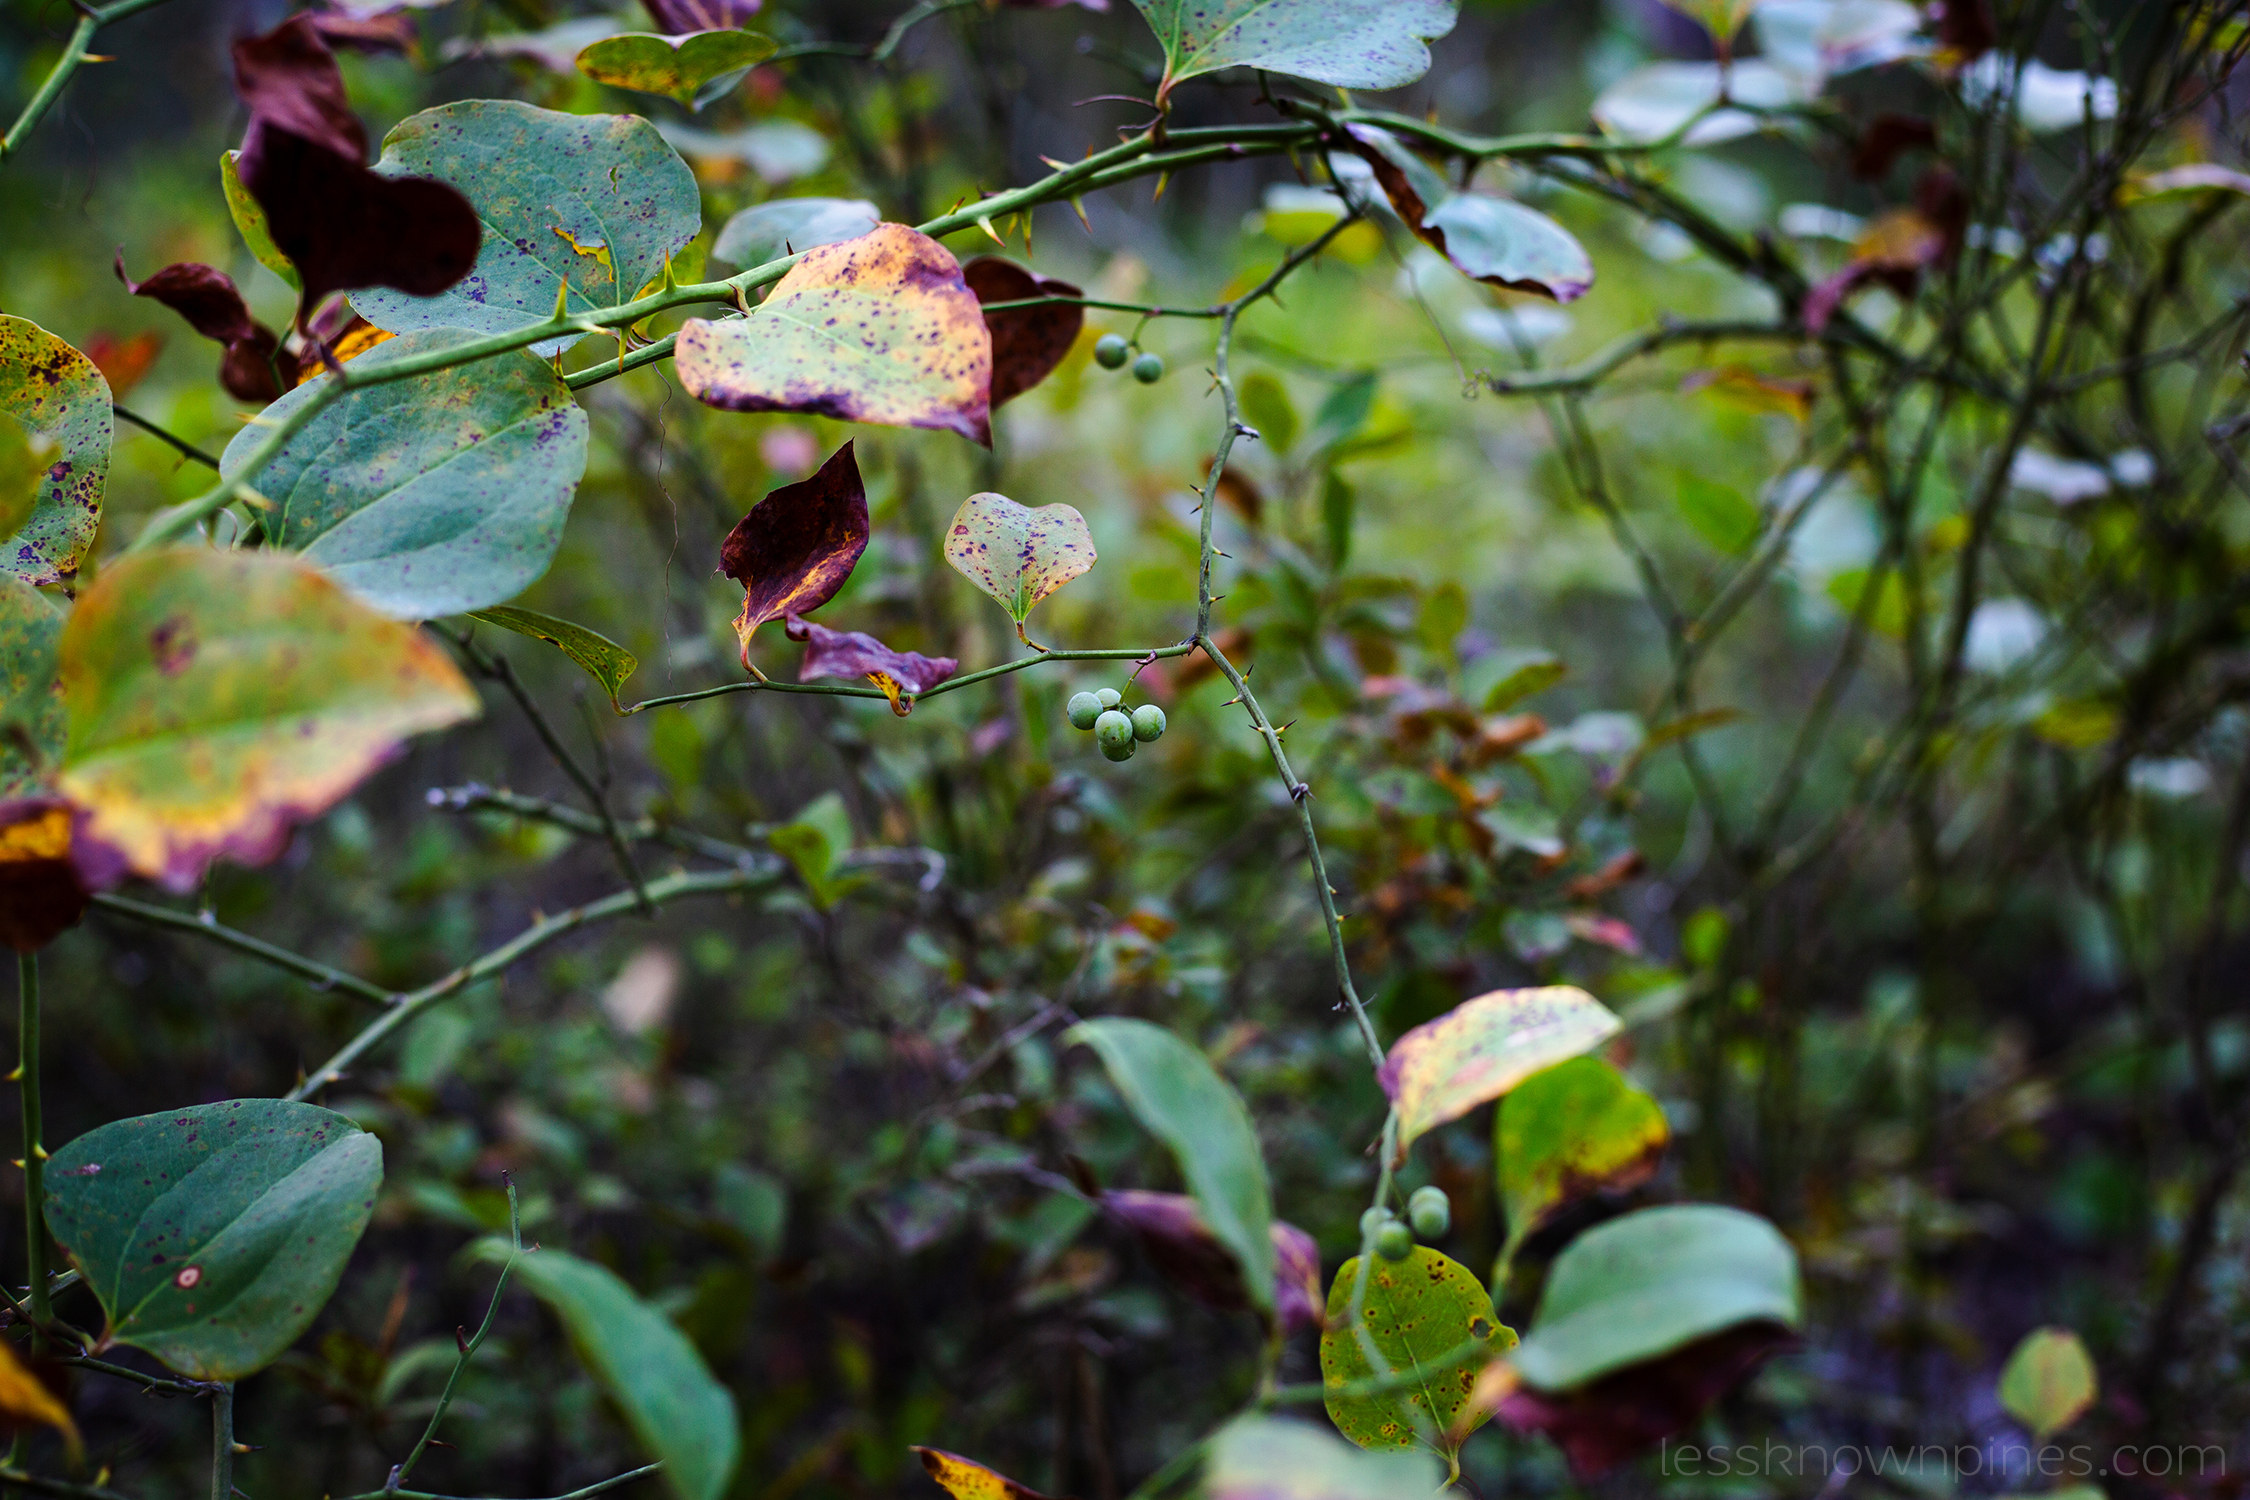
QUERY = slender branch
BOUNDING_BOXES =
[427,785,765,869]
[390,1178,522,1492]
[1,0,181,164]
[15,954,48,1330]
[618,644,1193,716]
[91,894,396,1007]
[210,1382,235,1500]
[0,1469,137,1500]
[113,405,221,469]
[59,1356,211,1399]
[338,1465,661,1500]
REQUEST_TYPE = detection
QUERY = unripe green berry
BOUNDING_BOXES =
[1094,333,1130,369]
[1359,1206,1395,1243]
[1130,704,1167,742]
[1374,1219,1415,1261]
[1408,1185,1451,1240]
[1100,736,1137,763]
[1095,687,1122,710]
[1132,351,1165,384]
[1066,691,1103,731]
[1094,709,1135,752]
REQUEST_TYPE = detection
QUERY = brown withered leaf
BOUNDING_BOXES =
[234,15,367,162]
[1931,0,1995,62]
[113,254,295,402]
[962,258,1084,409]
[785,614,956,717]
[1101,1189,1325,1334]
[1852,113,1937,180]
[1496,1322,1795,1479]
[719,442,869,664]
[642,0,763,31]
[0,799,92,953]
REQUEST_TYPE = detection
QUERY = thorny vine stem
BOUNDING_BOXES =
[389,1177,523,1493]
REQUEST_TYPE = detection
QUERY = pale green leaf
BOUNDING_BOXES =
[1129,0,1458,99]
[469,606,637,709]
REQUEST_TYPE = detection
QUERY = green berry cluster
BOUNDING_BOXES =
[1094,333,1165,384]
[1361,1187,1452,1261]
[1066,687,1166,762]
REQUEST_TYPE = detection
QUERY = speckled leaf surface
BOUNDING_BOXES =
[1379,986,1620,1152]
[57,548,480,893]
[677,224,993,444]
[469,606,637,709]
[0,318,109,587]
[911,1449,1058,1500]
[1346,125,1592,302]
[785,614,955,717]
[1319,1247,1512,1454]
[469,1241,740,1500]
[1130,0,1457,98]
[43,1100,382,1381]
[721,442,868,661]
[1065,1017,1275,1313]
[576,29,775,108]
[1497,1056,1667,1248]
[943,492,1095,628]
[353,101,701,357]
[221,330,589,619]
[711,197,879,271]
[0,574,64,801]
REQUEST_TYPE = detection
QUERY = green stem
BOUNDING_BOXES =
[16,954,47,1329]
[0,1468,137,1500]
[210,1382,235,1500]
[339,1464,661,1500]
[391,1179,522,1491]
[90,894,396,1008]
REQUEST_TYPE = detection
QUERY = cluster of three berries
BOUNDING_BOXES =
[1066,688,1166,762]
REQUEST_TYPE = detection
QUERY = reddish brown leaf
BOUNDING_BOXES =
[80,333,163,398]
[963,258,1084,409]
[1851,113,1937,180]
[113,255,294,401]
[642,0,763,31]
[1496,1322,1795,1479]
[218,331,293,403]
[1101,1189,1325,1334]
[1931,0,1995,61]
[310,10,418,54]
[785,615,956,717]
[233,15,367,163]
[0,799,92,953]
[720,442,869,663]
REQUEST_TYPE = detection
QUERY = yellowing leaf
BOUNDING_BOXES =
[1998,1327,2097,1439]
[943,491,1096,647]
[0,317,109,588]
[1379,986,1621,1153]
[57,549,480,892]
[1319,1247,1512,1456]
[1496,1056,1668,1256]
[576,29,777,110]
[0,1336,78,1460]
[678,224,994,445]
[912,1448,1058,1500]
[469,606,638,711]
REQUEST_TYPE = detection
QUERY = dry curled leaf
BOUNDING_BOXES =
[785,614,956,717]
[642,0,762,31]
[113,254,293,402]
[719,442,869,665]
[1803,166,1966,333]
[1344,125,1592,303]
[963,257,1084,408]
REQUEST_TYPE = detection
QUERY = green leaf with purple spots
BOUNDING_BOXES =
[0,317,110,587]
[1130,0,1457,102]
[942,491,1095,648]
[576,29,776,109]
[44,1099,383,1381]
[0,574,64,801]
[1319,1247,1513,1457]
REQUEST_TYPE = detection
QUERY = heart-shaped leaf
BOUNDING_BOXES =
[577,29,776,109]
[1998,1327,2098,1439]
[720,441,869,662]
[912,1449,1058,1500]
[0,575,64,801]
[1128,0,1458,101]
[57,548,480,892]
[963,258,1084,408]
[1496,1056,1668,1255]
[44,1100,383,1381]
[784,615,956,717]
[711,198,881,272]
[220,329,590,620]
[469,1241,740,1500]
[1320,1246,1513,1455]
[468,606,638,710]
[0,317,109,587]
[355,101,701,357]
[1064,1017,1275,1314]
[1205,1416,1441,1500]
[677,223,993,444]
[942,492,1096,646]
[1379,986,1620,1154]
[1344,126,1591,302]
[1100,1190,1324,1332]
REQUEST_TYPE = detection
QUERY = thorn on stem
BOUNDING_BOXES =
[1290,782,1312,802]
[455,1326,470,1353]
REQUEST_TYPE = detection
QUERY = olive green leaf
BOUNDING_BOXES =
[1508,1204,1801,1392]
[470,1241,740,1500]
[577,29,776,109]
[677,223,994,445]
[44,1100,383,1381]
[1496,1056,1668,1258]
[1379,986,1621,1154]
[1319,1247,1513,1455]
[0,574,64,800]
[710,197,880,272]
[768,790,865,910]
[1064,1017,1275,1314]
[354,101,701,357]
[57,548,481,892]
[942,492,1096,648]
[1998,1327,2098,1439]
[469,605,637,710]
[0,316,110,587]
[1129,0,1458,103]
[221,149,298,291]
[1238,372,1299,453]
[1204,1416,1442,1500]
[223,331,589,620]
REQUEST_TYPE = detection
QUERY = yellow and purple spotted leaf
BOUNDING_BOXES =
[1380,986,1620,1153]
[56,548,480,893]
[1319,1246,1513,1456]
[784,614,956,717]
[720,442,869,663]
[677,223,994,445]
[911,1448,1058,1500]
[0,574,64,802]
[943,492,1095,645]
[0,317,110,587]
[576,28,776,109]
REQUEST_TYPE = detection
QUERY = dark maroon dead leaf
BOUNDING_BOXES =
[1931,0,1995,61]
[233,15,366,162]
[310,10,418,54]
[1101,1189,1324,1334]
[785,615,956,717]
[113,254,295,402]
[719,442,869,665]
[1852,114,1937,180]
[963,258,1084,409]
[641,0,763,32]
[1497,1322,1794,1479]
[0,799,92,953]
[1803,171,1965,334]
